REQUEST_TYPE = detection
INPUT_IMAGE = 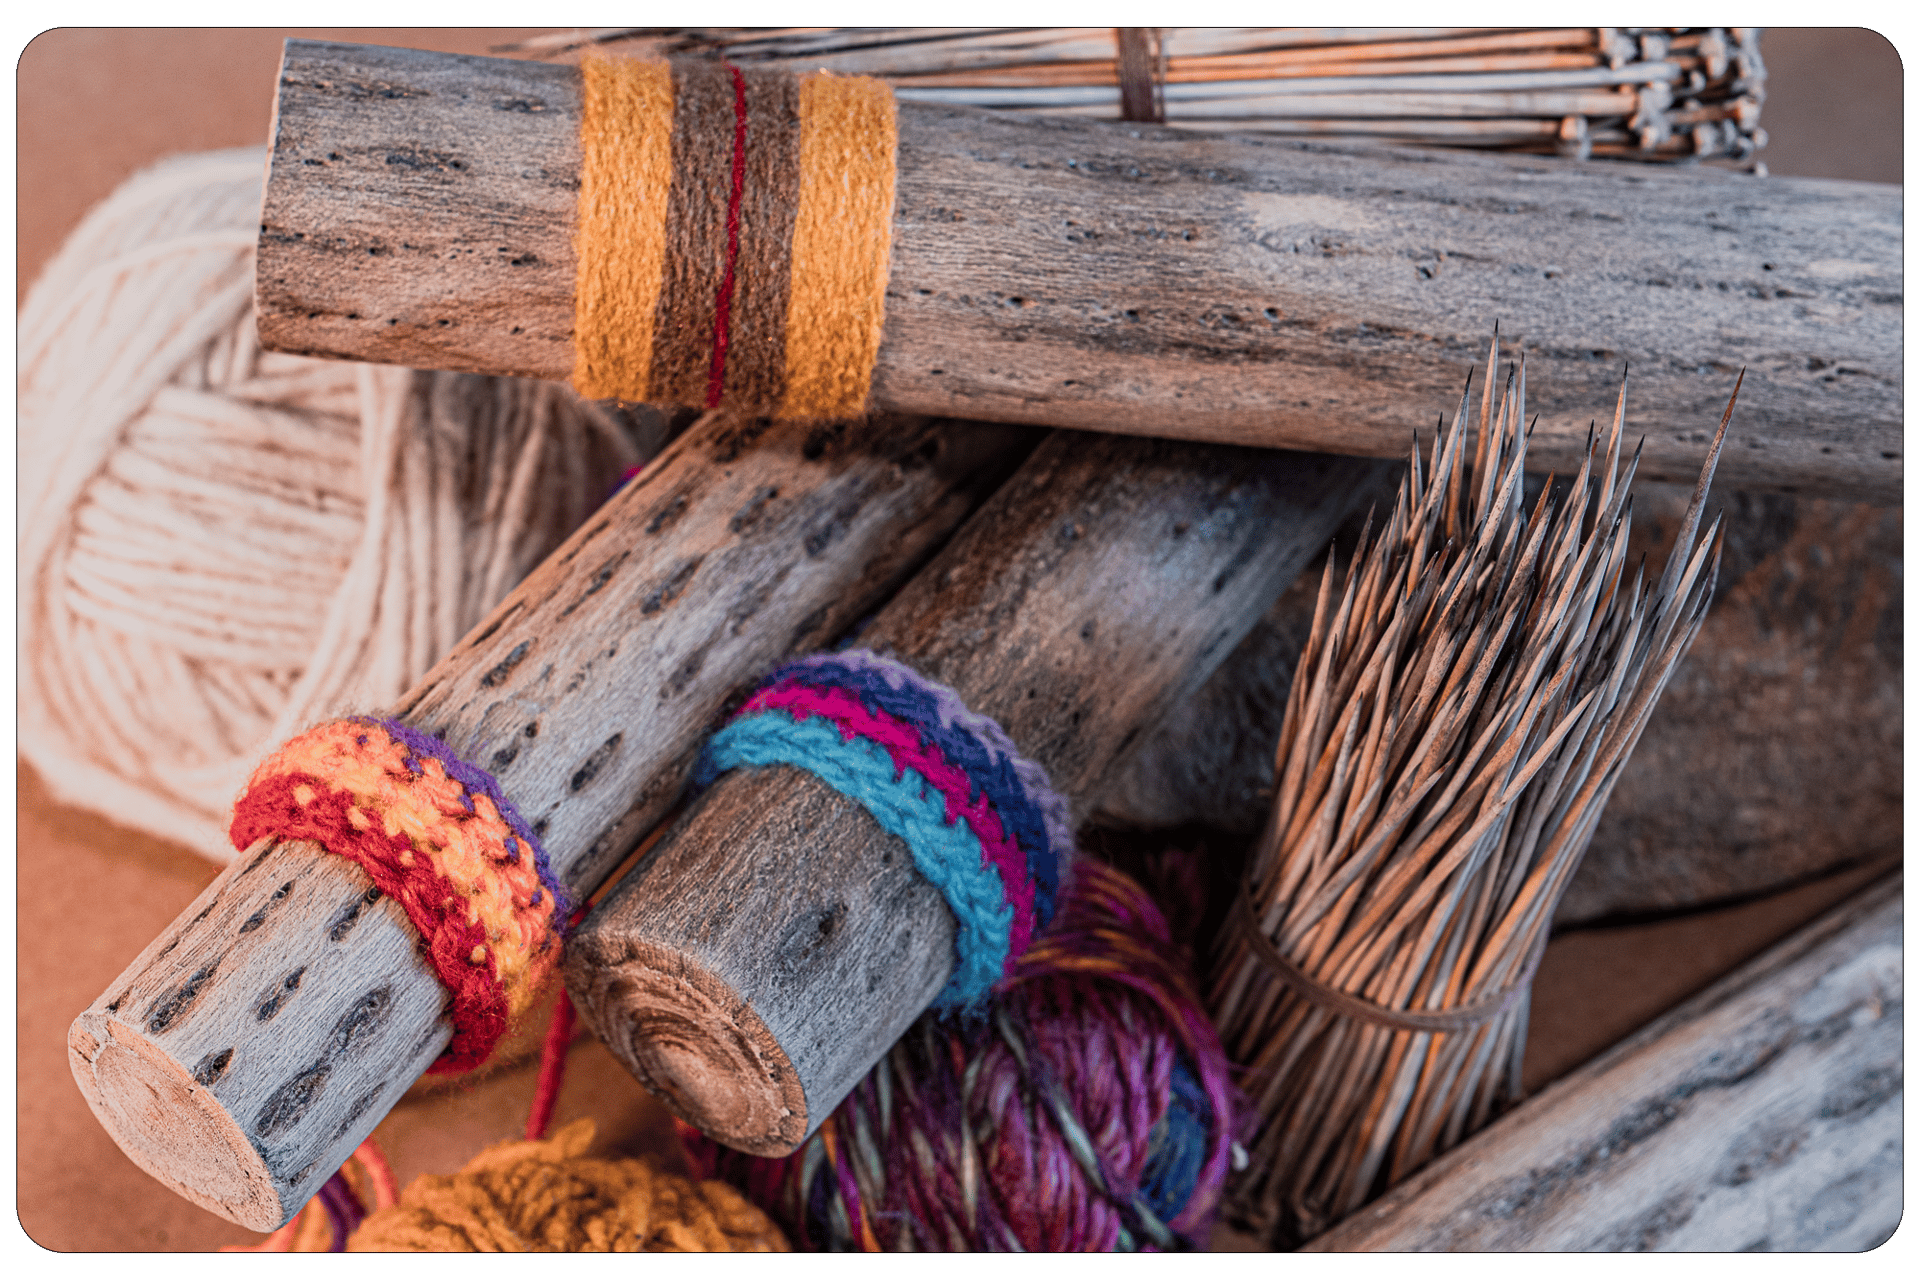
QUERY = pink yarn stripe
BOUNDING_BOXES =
[744,681,1037,962]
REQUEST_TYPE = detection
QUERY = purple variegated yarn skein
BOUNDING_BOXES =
[682,859,1238,1251]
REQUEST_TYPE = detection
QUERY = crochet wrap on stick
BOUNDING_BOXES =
[65,385,1036,1229]
[227,717,570,1073]
[18,147,654,862]
[695,649,1075,1011]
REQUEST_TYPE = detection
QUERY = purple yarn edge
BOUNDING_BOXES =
[316,1172,361,1250]
[361,717,573,927]
[825,650,1076,862]
[749,680,1039,959]
[774,649,1076,890]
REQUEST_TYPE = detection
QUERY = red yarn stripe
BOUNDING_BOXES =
[230,772,511,1074]
[705,63,750,409]
[524,987,577,1141]
[740,681,1039,966]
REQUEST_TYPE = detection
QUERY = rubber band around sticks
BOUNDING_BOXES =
[1228,885,1546,1034]
[573,56,897,418]
[695,649,1074,1010]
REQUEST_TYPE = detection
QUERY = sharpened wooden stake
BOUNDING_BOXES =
[566,433,1397,1155]
[67,409,1033,1231]
[256,39,1900,502]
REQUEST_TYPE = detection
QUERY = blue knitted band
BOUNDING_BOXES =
[700,712,1013,1007]
[695,649,1075,1010]
[767,651,1068,926]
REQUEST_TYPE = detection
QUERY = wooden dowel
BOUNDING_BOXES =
[1299,873,1903,1251]
[948,89,1643,118]
[1171,117,1566,140]
[565,434,1396,1155]
[1153,90,1640,119]
[661,29,1525,68]
[67,409,1034,1231]
[256,40,1897,504]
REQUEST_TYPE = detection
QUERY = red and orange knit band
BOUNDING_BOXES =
[572,56,897,419]
[229,719,569,1074]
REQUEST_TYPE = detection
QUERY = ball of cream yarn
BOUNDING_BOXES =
[19,148,657,861]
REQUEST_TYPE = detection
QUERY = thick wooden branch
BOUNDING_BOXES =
[67,409,1033,1231]
[258,39,1902,502]
[566,434,1396,1155]
[1298,872,1903,1251]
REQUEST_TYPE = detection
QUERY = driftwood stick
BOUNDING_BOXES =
[1298,871,1903,1251]
[566,433,1395,1155]
[67,409,1033,1231]
[256,39,1900,503]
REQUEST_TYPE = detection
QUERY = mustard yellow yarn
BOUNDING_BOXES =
[570,57,897,418]
[778,70,898,419]
[573,57,674,402]
[346,1120,789,1252]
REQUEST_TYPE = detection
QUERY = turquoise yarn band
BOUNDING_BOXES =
[701,713,1014,1007]
[696,649,1073,1010]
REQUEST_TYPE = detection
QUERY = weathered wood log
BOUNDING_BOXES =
[67,409,1033,1231]
[256,39,1902,502]
[1296,871,1902,1251]
[1090,481,1904,925]
[566,433,1395,1155]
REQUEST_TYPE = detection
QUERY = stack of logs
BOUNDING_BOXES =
[65,34,1900,1252]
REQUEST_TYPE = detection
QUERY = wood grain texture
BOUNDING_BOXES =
[256,42,580,380]
[258,40,1902,502]
[391,411,1031,899]
[570,433,1396,1154]
[68,838,442,1232]
[69,409,1033,1229]
[1298,872,1903,1252]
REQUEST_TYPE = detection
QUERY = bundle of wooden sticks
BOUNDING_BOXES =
[504,27,1769,164]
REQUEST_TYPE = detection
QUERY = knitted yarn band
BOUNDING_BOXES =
[229,718,569,1073]
[695,650,1073,1009]
[573,56,897,416]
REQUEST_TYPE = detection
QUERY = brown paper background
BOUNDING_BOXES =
[15,27,1903,1252]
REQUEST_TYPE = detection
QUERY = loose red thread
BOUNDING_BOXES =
[524,907,589,1141]
[706,64,750,409]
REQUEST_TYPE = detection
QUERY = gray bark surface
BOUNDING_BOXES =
[569,434,1395,1154]
[261,39,1901,502]
[69,409,1032,1230]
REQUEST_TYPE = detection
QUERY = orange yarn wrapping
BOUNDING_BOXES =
[779,70,897,418]
[572,56,897,419]
[575,58,673,403]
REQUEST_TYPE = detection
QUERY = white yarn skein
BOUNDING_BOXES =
[19,148,658,862]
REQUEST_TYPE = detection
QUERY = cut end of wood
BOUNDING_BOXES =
[67,837,453,1236]
[69,1011,286,1231]
[565,939,810,1157]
